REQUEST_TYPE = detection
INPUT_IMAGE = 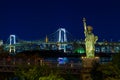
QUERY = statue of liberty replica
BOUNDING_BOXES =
[81,18,99,80]
[83,18,98,58]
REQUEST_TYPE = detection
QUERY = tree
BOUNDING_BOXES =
[98,63,120,80]
[39,73,64,80]
[15,65,63,80]
[91,53,120,80]
[112,53,120,69]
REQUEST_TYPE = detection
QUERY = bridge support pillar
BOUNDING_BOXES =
[58,44,67,52]
[9,35,16,54]
[57,28,67,53]
[9,46,16,53]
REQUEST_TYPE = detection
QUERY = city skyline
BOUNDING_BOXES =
[0,0,120,41]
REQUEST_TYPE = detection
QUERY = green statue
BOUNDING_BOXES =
[83,18,98,58]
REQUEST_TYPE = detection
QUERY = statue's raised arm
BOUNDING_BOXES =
[83,18,87,36]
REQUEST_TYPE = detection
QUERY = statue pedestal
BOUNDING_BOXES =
[81,57,99,68]
[81,57,100,80]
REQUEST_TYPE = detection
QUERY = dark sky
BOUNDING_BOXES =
[0,0,120,42]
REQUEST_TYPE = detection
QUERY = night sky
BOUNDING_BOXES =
[0,0,120,42]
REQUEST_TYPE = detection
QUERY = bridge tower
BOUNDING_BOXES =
[57,28,67,52]
[9,35,16,53]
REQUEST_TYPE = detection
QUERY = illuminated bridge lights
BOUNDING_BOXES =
[2,29,120,54]
[3,41,120,54]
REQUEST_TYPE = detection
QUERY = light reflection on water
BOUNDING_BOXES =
[44,57,112,64]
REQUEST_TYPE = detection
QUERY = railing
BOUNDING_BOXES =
[0,58,82,74]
